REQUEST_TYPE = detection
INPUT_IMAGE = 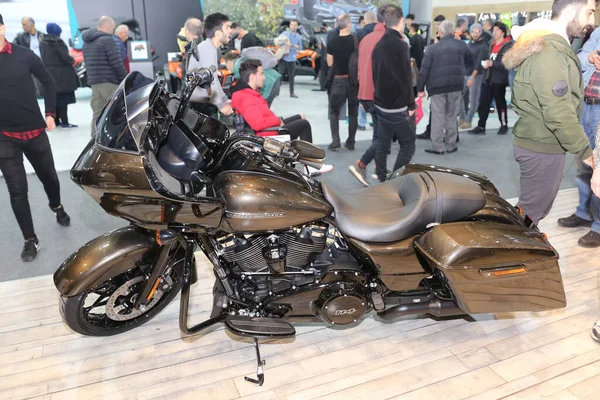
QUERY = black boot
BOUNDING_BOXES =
[578,231,600,248]
[558,214,593,228]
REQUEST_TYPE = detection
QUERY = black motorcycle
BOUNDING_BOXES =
[54,68,567,386]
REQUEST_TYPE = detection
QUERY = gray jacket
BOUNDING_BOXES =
[188,39,228,109]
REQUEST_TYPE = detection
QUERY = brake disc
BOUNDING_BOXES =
[105,276,165,321]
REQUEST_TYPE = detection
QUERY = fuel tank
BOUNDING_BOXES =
[215,171,333,232]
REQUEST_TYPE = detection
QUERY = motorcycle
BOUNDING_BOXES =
[54,68,567,386]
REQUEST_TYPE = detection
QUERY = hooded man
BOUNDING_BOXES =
[503,0,596,224]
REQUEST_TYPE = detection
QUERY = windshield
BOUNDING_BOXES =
[96,72,154,153]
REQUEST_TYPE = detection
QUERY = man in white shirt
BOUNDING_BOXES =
[14,17,44,57]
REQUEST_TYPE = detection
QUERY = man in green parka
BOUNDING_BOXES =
[503,0,596,223]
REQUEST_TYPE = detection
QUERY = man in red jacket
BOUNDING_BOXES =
[231,59,333,174]
[231,59,313,140]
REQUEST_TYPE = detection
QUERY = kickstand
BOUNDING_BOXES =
[244,338,266,386]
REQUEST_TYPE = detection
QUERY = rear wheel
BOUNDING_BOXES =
[59,263,182,336]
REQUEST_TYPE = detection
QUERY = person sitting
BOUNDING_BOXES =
[231,59,332,174]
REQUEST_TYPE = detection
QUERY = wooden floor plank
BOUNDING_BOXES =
[0,189,599,400]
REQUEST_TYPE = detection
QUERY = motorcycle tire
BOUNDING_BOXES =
[59,266,182,337]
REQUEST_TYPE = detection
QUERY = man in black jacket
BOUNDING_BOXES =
[409,23,425,69]
[418,20,471,155]
[350,5,415,184]
[83,16,127,136]
[459,23,488,129]
[357,11,376,43]
[0,14,70,262]
[14,17,46,97]
[13,17,44,57]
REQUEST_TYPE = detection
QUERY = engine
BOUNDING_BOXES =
[214,224,372,326]
[216,223,329,273]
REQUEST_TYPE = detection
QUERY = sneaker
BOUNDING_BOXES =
[344,142,355,151]
[592,319,600,343]
[307,164,334,177]
[21,238,40,262]
[357,125,366,131]
[459,121,472,129]
[60,123,78,128]
[53,205,71,227]
[328,143,341,151]
[558,214,593,228]
[498,126,509,135]
[468,126,486,135]
[349,161,370,187]
[578,231,600,248]
[290,93,298,98]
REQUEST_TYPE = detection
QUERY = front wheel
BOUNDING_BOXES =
[59,264,182,336]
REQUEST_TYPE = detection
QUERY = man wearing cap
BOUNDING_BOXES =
[0,14,71,262]
[459,23,489,130]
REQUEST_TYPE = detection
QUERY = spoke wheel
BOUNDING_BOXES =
[59,265,181,336]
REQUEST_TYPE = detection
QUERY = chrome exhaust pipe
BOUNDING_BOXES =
[377,298,464,321]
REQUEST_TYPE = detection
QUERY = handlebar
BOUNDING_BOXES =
[174,66,217,123]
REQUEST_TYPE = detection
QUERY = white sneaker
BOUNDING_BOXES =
[307,164,334,176]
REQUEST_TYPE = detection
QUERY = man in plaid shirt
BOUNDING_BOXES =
[558,26,600,248]
[0,14,70,262]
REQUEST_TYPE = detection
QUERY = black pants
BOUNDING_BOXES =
[56,106,69,125]
[477,82,508,129]
[361,108,415,182]
[319,47,329,90]
[279,61,297,94]
[283,115,313,142]
[0,132,61,239]
[358,100,379,166]
[329,77,358,147]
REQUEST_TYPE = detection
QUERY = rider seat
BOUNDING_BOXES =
[322,171,486,243]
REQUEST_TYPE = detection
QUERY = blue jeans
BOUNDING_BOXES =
[575,103,600,232]
[358,105,368,127]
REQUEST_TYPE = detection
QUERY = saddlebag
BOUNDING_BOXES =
[414,222,566,314]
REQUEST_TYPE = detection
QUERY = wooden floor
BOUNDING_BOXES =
[2,189,600,400]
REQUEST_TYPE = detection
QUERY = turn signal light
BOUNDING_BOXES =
[492,267,527,277]
[155,229,179,246]
[516,206,523,216]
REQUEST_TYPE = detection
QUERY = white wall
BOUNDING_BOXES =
[3,0,71,44]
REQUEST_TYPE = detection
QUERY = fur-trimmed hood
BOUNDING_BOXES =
[503,19,570,70]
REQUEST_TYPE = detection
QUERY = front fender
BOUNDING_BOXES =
[54,226,159,297]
